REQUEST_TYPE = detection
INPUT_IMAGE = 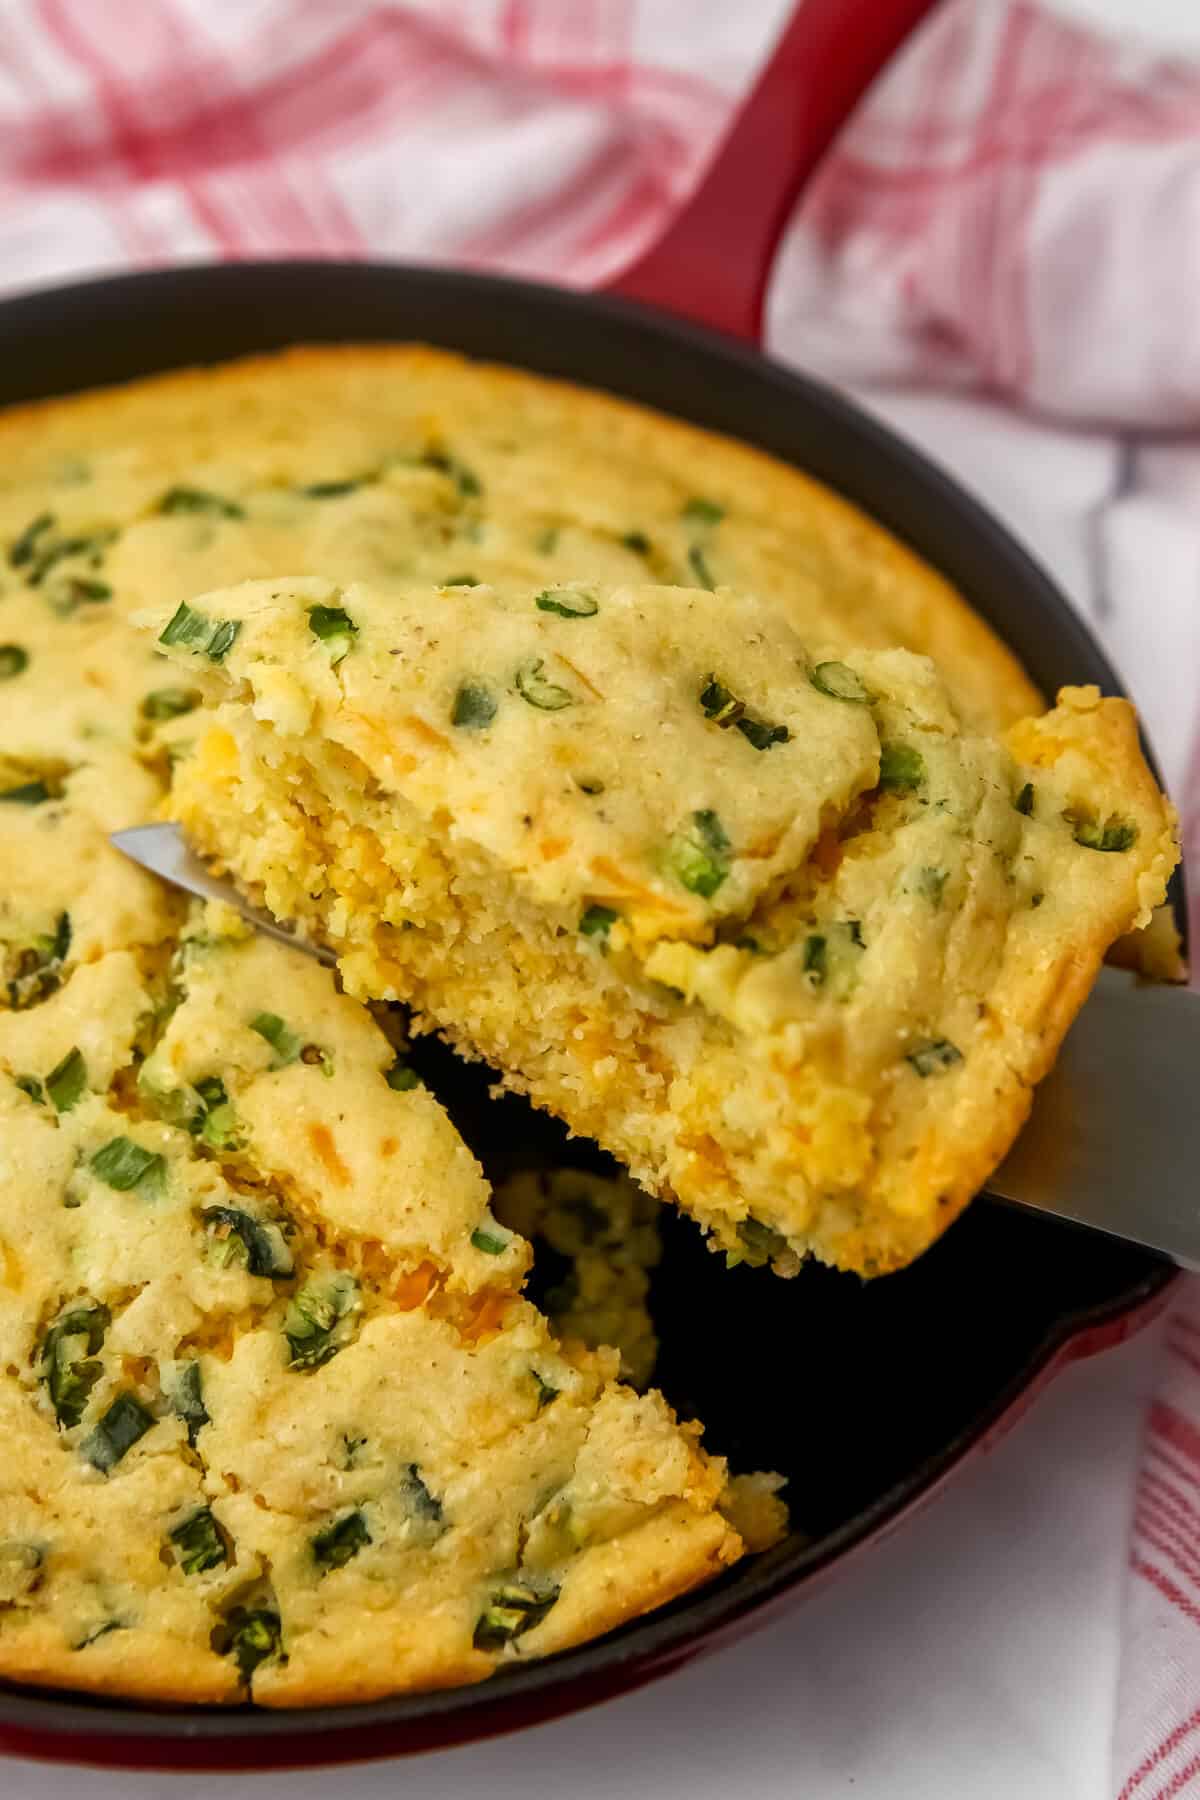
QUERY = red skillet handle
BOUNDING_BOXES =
[606,0,941,343]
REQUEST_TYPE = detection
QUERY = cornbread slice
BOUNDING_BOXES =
[0,904,740,1705]
[154,575,1179,1278]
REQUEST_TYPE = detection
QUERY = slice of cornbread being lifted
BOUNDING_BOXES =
[150,576,1179,1278]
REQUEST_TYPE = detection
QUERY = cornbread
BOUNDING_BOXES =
[154,574,1178,1278]
[0,339,1172,1706]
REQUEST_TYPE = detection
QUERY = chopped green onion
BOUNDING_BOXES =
[1014,782,1035,816]
[90,1136,166,1195]
[699,675,741,724]
[579,904,618,939]
[422,450,482,496]
[173,1361,209,1446]
[533,1373,559,1410]
[687,543,715,589]
[72,1618,125,1650]
[192,1075,242,1149]
[802,934,827,982]
[810,661,871,704]
[81,1391,155,1472]
[0,1542,44,1604]
[536,526,560,554]
[736,716,789,751]
[212,1604,282,1682]
[0,781,51,805]
[0,645,29,679]
[169,1507,229,1576]
[666,808,731,899]
[46,576,111,617]
[621,530,650,554]
[14,1074,44,1104]
[906,1038,963,1077]
[1071,814,1137,853]
[41,1301,110,1428]
[535,588,599,619]
[515,657,573,710]
[399,1463,444,1529]
[250,1011,303,1068]
[737,1218,788,1262]
[141,686,200,721]
[574,777,605,795]
[307,603,358,662]
[682,497,724,525]
[7,912,70,1010]
[158,485,244,518]
[201,1205,294,1279]
[443,574,479,587]
[312,1509,371,1573]
[878,743,926,792]
[284,1272,359,1370]
[45,1046,86,1113]
[9,512,54,568]
[158,601,241,662]
[451,682,497,730]
[473,1582,560,1651]
[471,1226,511,1256]
[299,479,361,499]
[385,1057,421,1092]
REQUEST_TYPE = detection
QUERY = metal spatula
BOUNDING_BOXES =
[112,820,1200,1271]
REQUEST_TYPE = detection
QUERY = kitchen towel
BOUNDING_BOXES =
[1,1,1198,1793]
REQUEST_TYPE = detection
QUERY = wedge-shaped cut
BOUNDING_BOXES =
[153,577,1180,1277]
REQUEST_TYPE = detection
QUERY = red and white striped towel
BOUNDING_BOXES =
[3,3,1200,1795]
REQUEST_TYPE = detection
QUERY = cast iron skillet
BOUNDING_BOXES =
[0,0,1179,1770]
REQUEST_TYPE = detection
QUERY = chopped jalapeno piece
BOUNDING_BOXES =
[1071,813,1137,853]
[141,686,200,721]
[422,450,482,496]
[878,743,926,792]
[1015,782,1035,816]
[173,1361,210,1446]
[312,1509,371,1573]
[41,1301,110,1428]
[90,1136,166,1195]
[0,645,28,679]
[399,1462,444,1528]
[7,911,70,1010]
[9,512,54,568]
[385,1057,421,1091]
[515,658,573,711]
[682,497,724,526]
[158,485,244,518]
[473,1581,560,1651]
[621,530,650,554]
[307,603,358,662]
[212,1604,282,1682]
[535,588,599,619]
[14,1074,43,1104]
[201,1205,294,1279]
[810,661,871,704]
[687,544,715,589]
[667,809,731,899]
[471,1226,510,1256]
[250,1011,302,1068]
[169,1507,229,1576]
[192,1075,242,1149]
[300,478,361,499]
[737,1217,788,1261]
[579,904,618,939]
[45,1046,86,1113]
[284,1272,359,1370]
[906,1038,963,1077]
[1,781,51,805]
[451,682,497,730]
[81,1391,155,1472]
[916,866,948,907]
[802,934,827,982]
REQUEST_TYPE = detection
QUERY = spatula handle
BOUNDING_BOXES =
[605,0,940,342]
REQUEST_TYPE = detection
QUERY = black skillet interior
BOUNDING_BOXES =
[0,262,1175,1743]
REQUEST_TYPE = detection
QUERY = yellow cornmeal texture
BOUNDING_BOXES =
[153,576,1179,1279]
